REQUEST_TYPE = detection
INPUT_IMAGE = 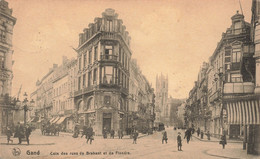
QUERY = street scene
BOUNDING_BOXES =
[0,0,260,158]
[0,127,257,159]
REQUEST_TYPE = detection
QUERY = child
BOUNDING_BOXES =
[177,132,182,151]
[6,126,13,144]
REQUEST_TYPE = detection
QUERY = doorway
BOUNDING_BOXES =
[103,113,112,133]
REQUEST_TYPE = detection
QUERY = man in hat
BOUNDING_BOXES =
[177,132,182,151]
[14,122,24,144]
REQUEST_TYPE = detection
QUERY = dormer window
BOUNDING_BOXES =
[234,21,242,35]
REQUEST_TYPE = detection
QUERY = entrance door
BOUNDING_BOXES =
[103,113,112,133]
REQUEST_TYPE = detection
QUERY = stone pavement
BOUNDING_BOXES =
[193,134,243,143]
[193,135,259,159]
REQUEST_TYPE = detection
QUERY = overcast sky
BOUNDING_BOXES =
[7,0,252,99]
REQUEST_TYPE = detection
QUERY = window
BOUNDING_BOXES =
[231,74,243,82]
[88,71,92,86]
[0,29,6,42]
[105,45,113,59]
[83,74,86,87]
[86,97,94,110]
[0,52,4,68]
[103,66,113,84]
[93,69,97,83]
[232,52,241,63]
[107,20,113,32]
[104,96,111,105]
[83,54,87,67]
[94,46,98,61]
[78,77,81,90]
[119,47,121,62]
[89,50,92,64]
[78,57,82,70]
[234,21,242,34]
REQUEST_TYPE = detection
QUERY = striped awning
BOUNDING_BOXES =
[226,97,260,125]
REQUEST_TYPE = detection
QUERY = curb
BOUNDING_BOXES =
[194,136,243,143]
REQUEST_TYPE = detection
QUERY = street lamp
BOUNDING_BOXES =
[16,92,35,126]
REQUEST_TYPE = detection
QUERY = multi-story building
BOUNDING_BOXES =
[51,56,77,132]
[155,74,169,125]
[0,0,16,134]
[195,62,210,132]
[177,102,186,128]
[208,11,255,138]
[31,56,77,132]
[185,9,259,155]
[129,59,155,133]
[74,8,131,135]
[34,63,57,124]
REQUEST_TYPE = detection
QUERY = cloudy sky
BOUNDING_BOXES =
[7,0,251,99]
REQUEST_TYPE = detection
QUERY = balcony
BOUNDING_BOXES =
[100,55,118,61]
[224,82,254,94]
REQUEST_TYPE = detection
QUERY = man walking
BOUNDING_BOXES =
[177,132,182,151]
[133,131,138,144]
[14,122,24,144]
[6,126,13,144]
[162,130,168,144]
[110,129,115,139]
[25,124,32,145]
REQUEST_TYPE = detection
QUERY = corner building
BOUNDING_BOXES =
[75,9,131,135]
[0,0,16,134]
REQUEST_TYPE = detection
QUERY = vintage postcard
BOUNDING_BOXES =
[0,0,259,158]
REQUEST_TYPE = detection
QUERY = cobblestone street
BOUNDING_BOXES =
[0,127,258,159]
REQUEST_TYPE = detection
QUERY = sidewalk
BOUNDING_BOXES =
[193,135,243,143]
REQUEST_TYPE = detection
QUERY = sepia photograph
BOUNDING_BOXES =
[0,0,259,158]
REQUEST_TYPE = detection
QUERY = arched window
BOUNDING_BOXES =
[118,99,124,111]
[86,97,94,110]
[78,100,83,112]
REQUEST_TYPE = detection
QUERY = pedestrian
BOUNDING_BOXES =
[118,129,123,139]
[220,134,227,149]
[81,125,87,138]
[14,122,24,144]
[103,127,107,139]
[110,129,115,139]
[86,126,94,144]
[177,132,182,151]
[133,131,138,144]
[184,128,191,144]
[72,124,79,138]
[206,131,210,140]
[200,131,204,139]
[197,128,200,137]
[162,130,168,144]
[6,126,13,144]
[25,124,32,145]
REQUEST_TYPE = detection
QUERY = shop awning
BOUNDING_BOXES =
[226,97,260,125]
[49,117,57,123]
[52,117,60,124]
[56,117,67,124]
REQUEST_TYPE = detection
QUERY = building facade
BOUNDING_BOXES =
[185,9,260,155]
[74,8,131,135]
[129,59,155,133]
[0,0,16,134]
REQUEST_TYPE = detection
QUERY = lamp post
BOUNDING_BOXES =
[16,92,35,126]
